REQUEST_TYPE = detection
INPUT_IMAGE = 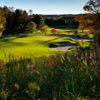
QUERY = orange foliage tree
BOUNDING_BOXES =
[75,14,94,33]
[51,28,57,34]
[83,0,100,44]
[0,9,6,36]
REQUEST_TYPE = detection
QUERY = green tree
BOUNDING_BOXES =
[39,25,48,33]
[34,15,45,29]
[39,18,45,27]
[3,8,29,35]
[25,21,37,33]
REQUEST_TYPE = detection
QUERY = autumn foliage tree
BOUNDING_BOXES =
[83,0,100,44]
[0,8,6,36]
[75,14,94,33]
[0,16,6,36]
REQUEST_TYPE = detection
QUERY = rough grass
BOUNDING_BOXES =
[0,46,100,100]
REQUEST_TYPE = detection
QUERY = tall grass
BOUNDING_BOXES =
[0,46,100,100]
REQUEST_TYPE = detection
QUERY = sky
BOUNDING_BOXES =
[0,0,88,14]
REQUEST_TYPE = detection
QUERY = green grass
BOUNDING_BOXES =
[0,34,73,60]
[0,32,92,61]
[0,35,56,60]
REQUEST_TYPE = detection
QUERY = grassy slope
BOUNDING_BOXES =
[0,34,73,60]
[0,32,92,61]
[0,35,56,60]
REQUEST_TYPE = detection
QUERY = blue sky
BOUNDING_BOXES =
[0,0,87,14]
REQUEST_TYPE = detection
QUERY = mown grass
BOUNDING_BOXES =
[0,32,92,61]
[0,46,100,100]
[0,35,58,60]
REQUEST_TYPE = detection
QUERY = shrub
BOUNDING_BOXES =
[25,21,37,33]
[51,28,57,33]
[26,82,40,99]
[0,90,9,100]
[39,25,48,33]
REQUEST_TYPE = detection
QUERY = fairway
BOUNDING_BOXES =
[0,33,92,61]
[0,34,70,60]
[0,35,54,60]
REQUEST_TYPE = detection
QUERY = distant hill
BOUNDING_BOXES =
[41,14,83,19]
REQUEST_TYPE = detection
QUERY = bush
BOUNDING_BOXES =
[51,28,58,33]
[39,25,48,33]
[25,21,37,33]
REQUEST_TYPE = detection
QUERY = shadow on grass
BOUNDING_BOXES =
[49,41,76,48]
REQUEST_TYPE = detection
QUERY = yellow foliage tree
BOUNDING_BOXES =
[0,10,6,36]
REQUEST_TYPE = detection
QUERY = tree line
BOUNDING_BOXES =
[0,0,100,45]
[0,6,48,36]
[44,15,79,29]
[0,6,79,36]
[0,6,94,36]
[83,0,100,45]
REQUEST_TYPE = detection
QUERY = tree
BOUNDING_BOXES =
[39,18,45,28]
[25,21,37,33]
[0,16,6,36]
[84,0,100,13]
[33,15,45,29]
[39,25,48,33]
[0,9,6,36]
[83,0,100,44]
[29,9,33,15]
[75,14,94,33]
